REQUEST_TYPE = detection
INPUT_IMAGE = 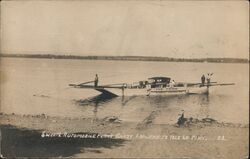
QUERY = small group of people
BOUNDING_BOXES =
[201,73,213,85]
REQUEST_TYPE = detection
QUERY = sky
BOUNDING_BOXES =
[0,0,249,59]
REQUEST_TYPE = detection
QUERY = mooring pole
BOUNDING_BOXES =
[122,85,125,96]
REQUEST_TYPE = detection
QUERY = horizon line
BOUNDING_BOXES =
[0,53,249,60]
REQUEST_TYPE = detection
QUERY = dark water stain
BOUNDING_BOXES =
[0,124,126,158]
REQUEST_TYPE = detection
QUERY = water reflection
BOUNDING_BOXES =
[75,93,212,123]
[121,95,137,106]
[197,94,209,106]
[135,94,211,125]
[147,94,190,107]
[76,93,117,117]
[78,94,116,105]
[197,94,210,118]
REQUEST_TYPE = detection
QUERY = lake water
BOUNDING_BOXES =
[0,58,249,124]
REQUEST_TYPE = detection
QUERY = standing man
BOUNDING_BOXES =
[94,74,98,87]
[201,74,205,85]
[207,73,213,84]
[170,80,175,87]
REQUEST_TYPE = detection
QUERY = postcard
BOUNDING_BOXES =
[0,0,249,158]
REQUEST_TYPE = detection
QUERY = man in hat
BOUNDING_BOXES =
[201,74,205,85]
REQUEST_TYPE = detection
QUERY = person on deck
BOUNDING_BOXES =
[94,74,98,87]
[170,80,175,87]
[207,77,210,84]
[201,74,205,85]
[206,73,213,84]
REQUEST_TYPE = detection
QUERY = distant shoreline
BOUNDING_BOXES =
[0,54,249,63]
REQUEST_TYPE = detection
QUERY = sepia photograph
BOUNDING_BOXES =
[0,0,249,158]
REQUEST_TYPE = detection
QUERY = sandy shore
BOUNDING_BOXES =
[0,113,249,158]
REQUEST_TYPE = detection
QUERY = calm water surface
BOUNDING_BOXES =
[0,58,249,124]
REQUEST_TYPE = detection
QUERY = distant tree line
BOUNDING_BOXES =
[0,53,249,63]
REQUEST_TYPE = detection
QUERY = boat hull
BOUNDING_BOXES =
[102,86,208,96]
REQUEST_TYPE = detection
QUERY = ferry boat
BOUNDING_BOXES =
[69,76,234,97]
